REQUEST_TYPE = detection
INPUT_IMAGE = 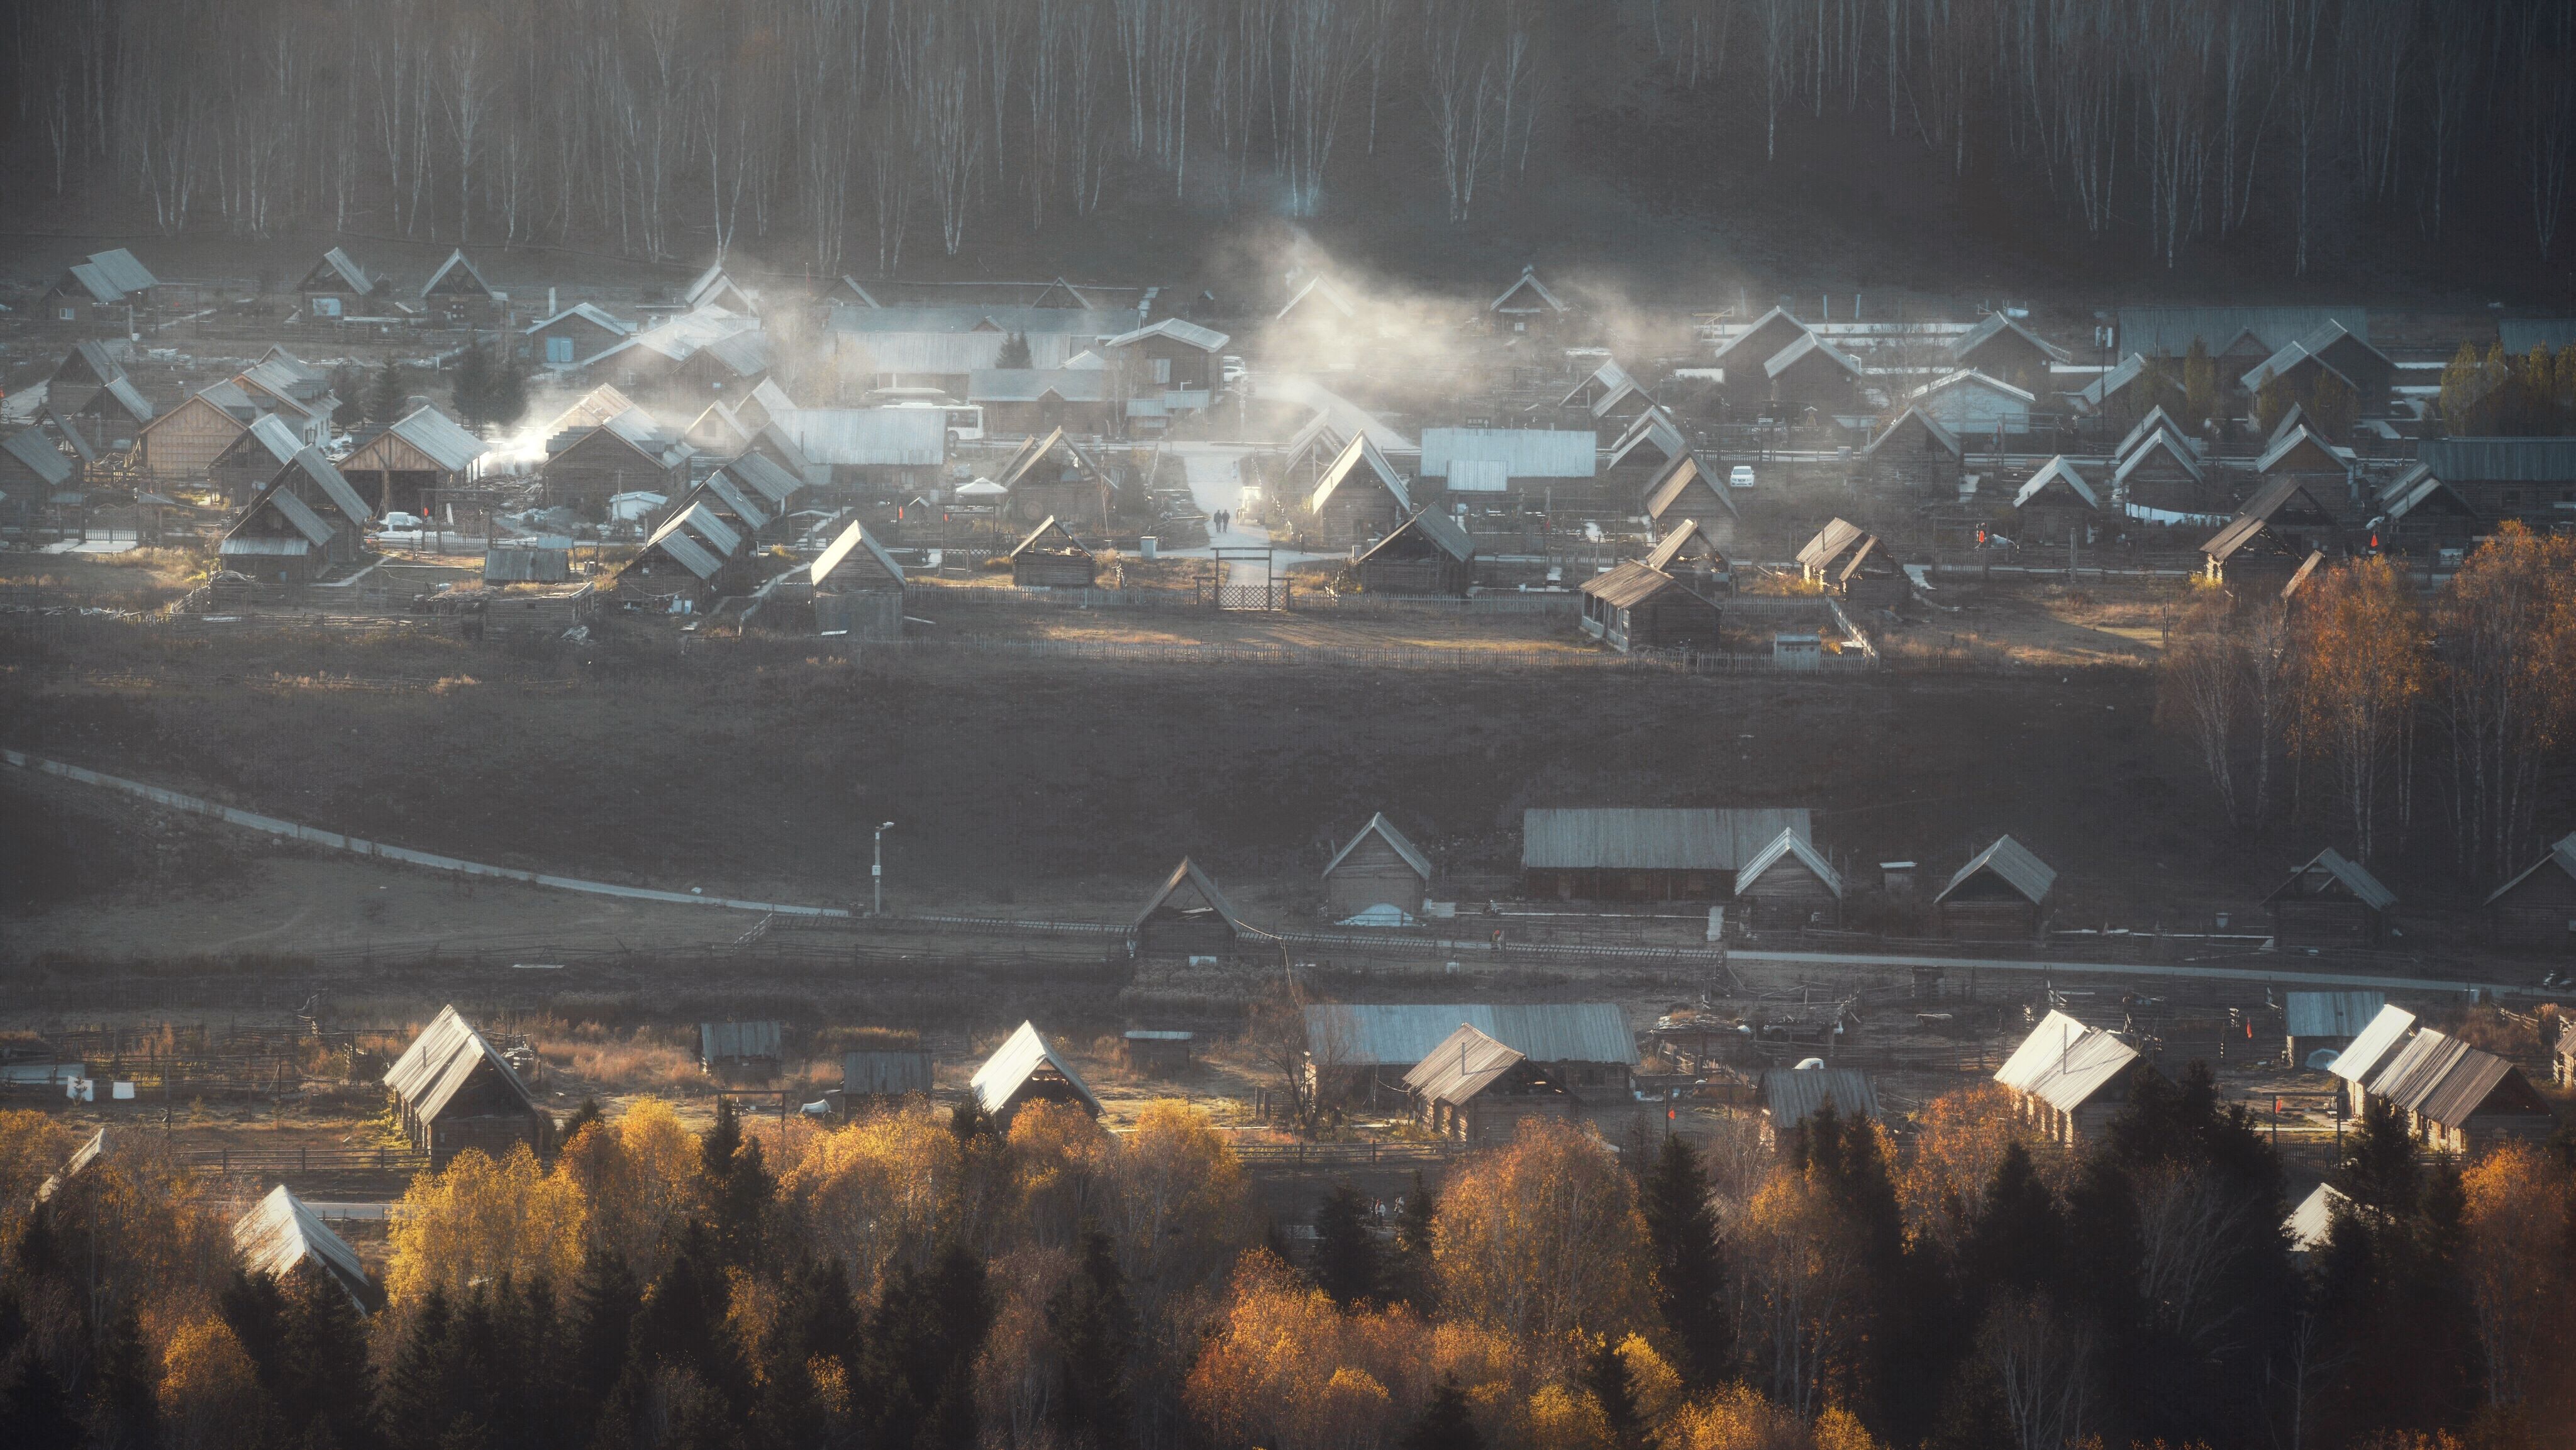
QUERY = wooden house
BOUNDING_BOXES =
[1796,518,1868,584]
[2484,832,2576,950]
[2117,306,2367,375]
[1121,1031,1195,1076]
[670,470,777,547]
[619,501,751,602]
[684,264,760,318]
[1008,516,1099,587]
[1642,455,1738,546]
[2373,468,2480,560]
[1935,835,2056,939]
[1711,307,1812,377]
[137,385,253,483]
[218,450,372,582]
[717,451,802,533]
[1304,1002,1636,1104]
[1489,265,1572,337]
[1579,562,1719,653]
[208,415,306,506]
[296,248,379,320]
[1353,507,1475,596]
[2074,354,2151,421]
[996,428,1113,531]
[970,367,1116,437]
[1131,859,1257,962]
[1763,333,1865,411]
[51,339,128,392]
[1604,409,1689,483]
[1905,369,2035,438]
[420,248,503,324]
[2256,426,2357,499]
[233,1187,375,1312]
[1416,427,1597,503]
[2014,457,2100,548]
[2284,990,2387,1068]
[1832,535,1907,611]
[1994,1011,2155,1145]
[61,374,154,456]
[1642,517,1731,594]
[809,520,906,640]
[699,1021,782,1081]
[1104,318,1230,428]
[2112,429,2216,520]
[1323,813,1433,921]
[1562,358,1643,416]
[543,413,690,517]
[1862,407,1963,488]
[42,248,157,324]
[2359,1027,2557,1153]
[1948,313,2071,394]
[2202,479,2342,594]
[382,1006,552,1168]
[2265,848,2395,948]
[969,1022,1102,1124]
[1404,1023,1572,1144]
[341,404,485,517]
[844,1049,935,1099]
[0,428,78,511]
[2411,439,2576,528]
[1762,1068,1881,1141]
[2242,323,2394,409]
[2326,1004,2421,1116]
[1522,809,1811,903]
[1734,826,1843,929]
[526,303,635,370]
[1306,433,1414,547]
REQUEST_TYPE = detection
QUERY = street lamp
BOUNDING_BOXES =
[872,821,894,916]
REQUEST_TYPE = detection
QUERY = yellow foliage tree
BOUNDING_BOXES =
[2460,1143,2576,1417]
[1006,1099,1111,1252]
[2431,524,2576,883]
[1432,1118,1652,1348]
[1527,1381,1613,1450]
[1662,1383,1814,1450]
[1101,1099,1252,1312]
[774,1100,965,1299]
[1733,1175,1868,1421]
[552,1098,703,1275]
[2291,558,2429,860]
[386,1144,587,1306]
[159,1315,265,1450]
[1892,1084,2061,1249]
[0,1109,76,1249]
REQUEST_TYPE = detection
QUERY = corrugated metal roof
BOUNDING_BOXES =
[543,385,638,435]
[421,248,496,299]
[2238,342,2355,396]
[2016,457,2099,510]
[1418,428,1597,480]
[2119,306,2367,355]
[2418,437,2576,483]
[1108,318,1230,352]
[2380,470,2476,522]
[2075,355,2150,411]
[723,451,802,509]
[2284,991,2388,1040]
[526,302,633,339]
[701,1021,782,1061]
[1735,827,1843,899]
[1643,518,1723,571]
[1354,506,1475,566]
[1863,407,1960,458]
[1797,519,1867,572]
[220,538,312,557]
[234,1185,372,1311]
[304,247,375,296]
[2266,848,2397,912]
[386,406,486,473]
[227,413,306,470]
[482,548,570,583]
[2483,831,2576,906]
[780,407,949,467]
[95,375,154,424]
[1607,410,1688,470]
[2285,1182,2350,1254]
[2118,407,2196,460]
[2499,319,2576,355]
[1,428,73,487]
[87,248,158,294]
[968,368,1109,403]
[1491,266,1568,314]
[2328,1005,2418,1085]
[35,1127,111,1205]
[2256,426,2355,476]
[1937,836,2057,904]
[970,1021,1102,1116]
[844,1049,934,1095]
[1580,559,1687,609]
[1905,368,2035,406]
[2360,1029,2538,1129]
[382,1005,539,1126]
[686,265,756,311]
[1951,312,2072,365]
[65,262,120,304]
[1645,456,1733,520]
[692,472,774,531]
[811,520,904,590]
[1762,1067,1880,1125]
[1710,307,1810,368]
[1592,379,1660,419]
[282,449,374,533]
[2111,431,2206,488]
[1765,332,1862,380]
[1131,858,1257,935]
[1522,809,1812,872]
[996,428,1102,488]
[1306,1003,1636,1068]
[1402,1023,1531,1107]
[260,489,336,547]
[1994,1010,2141,1112]
[2203,477,2329,563]
[1309,434,1413,513]
[1562,358,1639,407]
[1324,812,1433,883]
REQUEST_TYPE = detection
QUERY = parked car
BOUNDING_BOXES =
[1728,465,1757,489]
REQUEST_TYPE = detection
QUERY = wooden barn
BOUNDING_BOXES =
[1710,307,1813,376]
[218,450,374,583]
[1994,1011,2155,1146]
[2284,990,2387,1068]
[233,1187,376,1312]
[1832,535,1907,611]
[1642,517,1731,597]
[1523,808,1812,903]
[1796,518,1868,584]
[809,520,906,640]
[843,1049,935,1099]
[1733,826,1843,929]
[2202,479,2341,594]
[1323,813,1434,921]
[699,1021,782,1080]
[2373,468,2480,560]
[383,1005,552,1168]
[970,1021,1103,1123]
[0,428,77,509]
[1489,265,1572,337]
[2326,1004,2421,1117]
[420,248,503,323]
[1579,561,1721,653]
[1131,859,1258,963]
[618,501,752,602]
[207,414,306,506]
[1904,369,2035,438]
[1947,313,2071,394]
[1935,835,2056,939]
[2267,848,2395,948]
[137,385,256,483]
[296,248,380,320]
[1353,507,1475,596]
[2358,1027,2557,1153]
[341,404,486,517]
[1008,516,1099,588]
[2484,833,2576,950]
[1861,407,1962,488]
[526,302,635,370]
[1306,433,1414,547]
[2014,457,2100,548]
[1403,1023,1572,1144]
[542,414,691,517]
[1763,333,1865,411]
[42,248,158,324]
[1304,1002,1636,1104]
[996,428,1113,532]
[1643,455,1738,545]
[2111,429,2216,520]
[1121,1031,1195,1076]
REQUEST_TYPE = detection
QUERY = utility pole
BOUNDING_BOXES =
[872,821,894,916]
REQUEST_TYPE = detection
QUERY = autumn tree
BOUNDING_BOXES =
[1639,1136,1730,1389]
[1313,1180,1382,1309]
[2431,524,2576,883]
[2459,1143,2576,1423]
[1433,1119,1653,1348]
[2292,558,2429,860]
[385,1144,587,1309]
[156,1317,263,1450]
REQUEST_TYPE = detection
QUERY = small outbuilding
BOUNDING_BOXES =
[296,248,380,320]
[970,1021,1102,1123]
[2326,1004,2419,1117]
[1323,813,1434,921]
[1306,433,1414,547]
[1796,518,1868,584]
[382,1005,552,1168]
[1008,516,1099,588]
[1353,507,1475,596]
[2482,832,2576,950]
[1904,369,2035,438]
[1733,826,1843,929]
[700,1021,784,1080]
[1947,313,2071,394]
[1131,858,1258,962]
[2361,1028,2557,1153]
[1121,1030,1196,1077]
[1403,1023,1572,1144]
[1303,1002,1637,1103]
[1523,808,1813,903]
[1935,836,2056,939]
[1760,1068,1880,1141]
[1578,561,1721,654]
[997,428,1113,532]
[341,404,486,517]
[843,1049,935,1099]
[233,1185,376,1312]
[1994,1010,2155,1144]
[2014,457,2099,548]
[2266,848,2395,949]
[1641,455,1738,544]
[1642,517,1731,596]
[1862,407,1963,488]
[2285,990,2387,1069]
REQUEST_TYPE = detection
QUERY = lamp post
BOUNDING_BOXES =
[872,821,894,916]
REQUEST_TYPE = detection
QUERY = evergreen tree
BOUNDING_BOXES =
[1959,1140,2063,1296]
[491,354,529,433]
[1045,1231,1133,1450]
[947,1097,991,1144]
[451,345,492,433]
[1387,1171,1439,1309]
[1309,1182,1380,1309]
[564,1097,604,1139]
[1581,1336,1641,1450]
[1639,1136,1730,1388]
[2338,1094,2421,1217]
[328,363,369,430]
[860,1240,992,1450]
[0,1352,79,1450]
[630,1222,750,1408]
[218,1270,292,1394]
[700,1099,774,1268]
[86,1308,158,1450]
[280,1265,378,1450]
[995,331,1032,369]
[752,1259,860,1450]
[2180,336,2217,433]
[562,1247,641,1446]
[1397,1375,1482,1450]
[380,1287,459,1450]
[367,360,406,427]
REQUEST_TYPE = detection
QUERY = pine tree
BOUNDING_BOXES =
[2180,336,2217,433]
[1397,1375,1482,1450]
[281,1265,379,1450]
[564,1097,604,1139]
[490,354,528,432]
[1582,1336,1641,1450]
[2338,1095,2421,1217]
[0,1353,79,1450]
[1387,1171,1439,1308]
[631,1221,750,1407]
[1310,1182,1380,1309]
[1960,1140,2063,1295]
[368,360,406,427]
[451,345,492,433]
[947,1097,991,1144]
[219,1269,292,1394]
[87,1308,158,1450]
[701,1099,774,1268]
[562,1247,641,1444]
[1639,1136,1729,1388]
[1045,1231,1133,1450]
[861,1241,992,1450]
[996,331,1032,369]
[328,363,369,431]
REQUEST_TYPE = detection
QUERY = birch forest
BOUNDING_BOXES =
[4,0,2573,276]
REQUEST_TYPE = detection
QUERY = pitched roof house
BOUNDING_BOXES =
[970,1022,1102,1121]
[1994,1010,2155,1143]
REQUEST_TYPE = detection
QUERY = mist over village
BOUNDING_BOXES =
[4,3,2576,1450]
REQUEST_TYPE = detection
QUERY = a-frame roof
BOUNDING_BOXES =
[2266,848,2396,912]
[1766,332,1864,381]
[996,426,1103,489]
[1491,265,1568,316]
[1950,311,2073,366]
[1579,559,1693,610]
[277,448,374,533]
[1,428,74,489]
[234,1185,374,1312]
[1324,812,1435,883]
[2014,456,2099,510]
[1276,274,1360,323]
[2483,832,2576,907]
[2256,426,2354,476]
[1561,358,1639,409]
[970,1021,1103,1118]
[1131,858,1258,936]
[1309,433,1412,514]
[1355,506,1475,565]
[2112,428,2207,487]
[811,519,904,590]
[1008,515,1094,560]
[1994,1010,2143,1114]
[421,248,497,301]
[1606,409,1689,470]
[1643,455,1735,520]
[2118,405,2196,461]
[382,1005,543,1127]
[1796,518,1868,573]
[1735,826,1843,900]
[299,248,375,296]
[1642,517,1725,572]
[1904,367,2035,405]
[1402,1023,1535,1107]
[1937,835,2057,905]
[1711,306,1811,369]
[1863,406,1962,458]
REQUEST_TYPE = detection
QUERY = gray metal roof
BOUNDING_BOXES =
[1309,433,1413,514]
[1862,407,1960,458]
[1796,519,1867,572]
[2483,832,2576,906]
[382,1005,540,1126]
[1491,266,1568,315]
[970,1021,1102,1117]
[2266,848,2396,912]
[303,247,375,296]
[234,1185,372,1311]
[1354,506,1476,566]
[2363,1030,2541,1129]
[1994,1010,2142,1113]
[2075,355,2150,410]
[1936,835,2057,904]
[843,1049,933,1096]
[2118,406,2196,460]
[257,488,336,548]
[811,519,904,590]
[1523,809,1810,872]
[1402,1023,1532,1107]
[1765,332,1863,381]
[1,428,73,487]
[1131,858,1256,935]
[1306,1003,1636,1068]
[2255,426,2354,476]
[1904,368,2035,406]
[2118,306,2367,355]
[1950,312,2072,365]
[384,406,487,473]
[2111,431,2206,488]
[1562,358,1639,407]
[1645,456,1735,521]
[2016,457,2099,511]
[482,548,570,583]
[34,1127,110,1205]
[86,248,158,294]
[1324,812,1433,883]
[701,1021,782,1061]
[2285,991,2387,1040]
[2285,1182,2350,1254]
[1643,518,1725,571]
[1606,410,1689,470]
[1735,827,1843,899]
[722,451,802,509]
[2418,437,2576,483]
[2498,319,2576,355]
[1419,428,1596,481]
[421,248,496,299]
[778,407,949,467]
[1762,1067,1880,1125]
[282,448,374,533]
[2327,1005,2418,1085]
[1107,317,1230,352]
[829,304,1140,338]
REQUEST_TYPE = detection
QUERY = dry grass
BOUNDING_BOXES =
[526,1020,704,1093]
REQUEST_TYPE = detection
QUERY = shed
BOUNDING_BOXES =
[482,547,572,584]
[2202,478,2341,592]
[1353,507,1475,596]
[0,428,76,502]
[382,1005,551,1167]
[2411,438,2576,526]
[1561,358,1642,414]
[2014,457,2099,548]
[843,1049,935,1099]
[1994,1010,2153,1144]
[1904,369,2035,437]
[342,404,486,516]
[2484,832,2576,950]
[1009,516,1099,588]
[1306,433,1413,546]
[1323,813,1434,920]
[1935,836,2056,939]
[2285,1182,2351,1260]
[2256,426,2357,486]
[1763,333,1864,409]
[1641,455,1737,544]
[1642,517,1731,595]
[969,1021,1102,1122]
[1121,1031,1196,1077]
[1862,407,1962,486]
[1131,859,1257,961]
[296,248,379,319]
[1796,518,1868,583]
[619,501,751,601]
[233,1186,375,1312]
[1832,535,1907,611]
[810,520,906,640]
[2326,1004,2419,1116]
[1760,1068,1881,1137]
[699,1021,783,1079]
[1605,409,1690,478]
[994,428,1112,531]
[1523,808,1812,902]
[1304,1002,1636,1102]
[2266,848,2395,949]
[1711,307,1813,374]
[1948,313,2071,393]
[1734,827,1843,928]
[1489,265,1570,333]
[1578,560,1721,654]
[421,248,502,320]
[2112,429,2216,521]
[207,414,306,505]
[2362,1029,2557,1153]
[2373,468,2480,560]
[2284,990,2387,1067]
[1402,1023,1572,1143]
